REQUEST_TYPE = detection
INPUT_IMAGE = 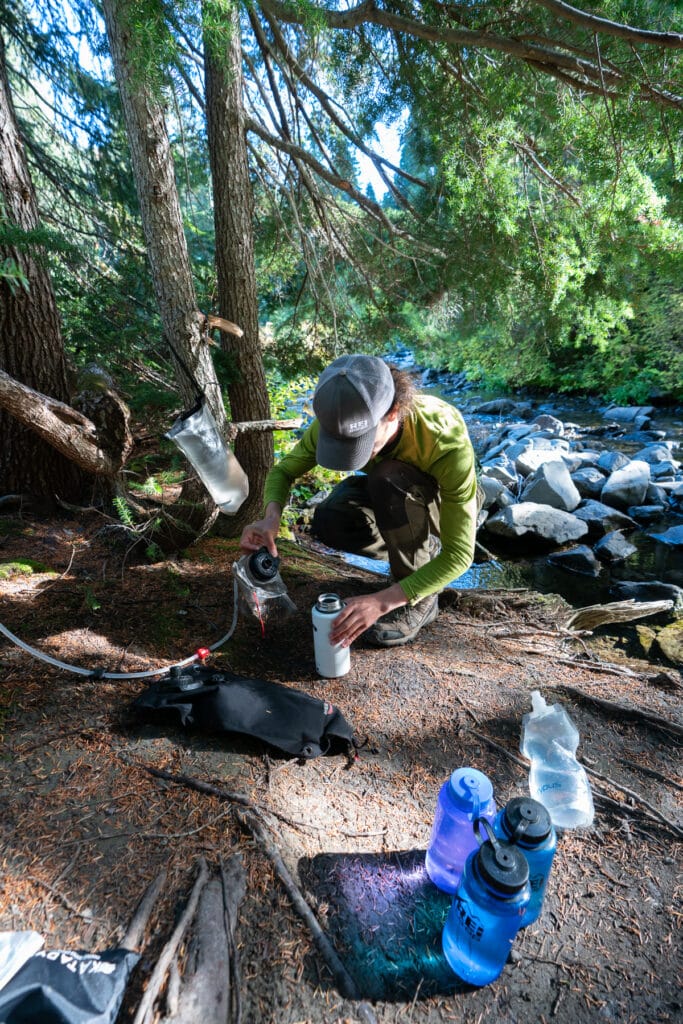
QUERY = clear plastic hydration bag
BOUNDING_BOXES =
[233,547,296,631]
[166,397,249,514]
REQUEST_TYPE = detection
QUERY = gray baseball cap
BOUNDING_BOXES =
[313,355,395,470]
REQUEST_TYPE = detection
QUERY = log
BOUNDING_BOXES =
[132,858,210,1024]
[565,599,673,632]
[160,855,246,1024]
[121,870,167,951]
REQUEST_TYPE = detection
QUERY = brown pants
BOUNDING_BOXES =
[311,460,440,582]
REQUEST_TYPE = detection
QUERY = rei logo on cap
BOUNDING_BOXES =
[347,418,368,432]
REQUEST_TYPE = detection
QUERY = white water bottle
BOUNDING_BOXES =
[521,691,594,829]
[312,594,350,678]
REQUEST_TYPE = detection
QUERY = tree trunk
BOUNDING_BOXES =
[204,4,273,532]
[101,0,224,545]
[0,31,88,504]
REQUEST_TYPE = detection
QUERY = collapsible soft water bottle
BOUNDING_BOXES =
[493,797,556,926]
[425,768,496,893]
[521,691,594,829]
[442,819,530,987]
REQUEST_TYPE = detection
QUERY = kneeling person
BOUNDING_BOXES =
[240,355,478,647]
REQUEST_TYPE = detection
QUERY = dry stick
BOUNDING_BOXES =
[583,766,683,839]
[468,729,683,838]
[25,874,95,922]
[120,756,324,832]
[235,808,377,1024]
[554,684,683,740]
[617,757,683,792]
[132,858,210,1024]
[121,871,167,951]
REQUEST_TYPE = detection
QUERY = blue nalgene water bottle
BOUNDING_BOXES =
[442,819,530,986]
[425,767,496,894]
[493,797,557,926]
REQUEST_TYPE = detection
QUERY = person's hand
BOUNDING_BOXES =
[239,505,281,556]
[329,583,408,647]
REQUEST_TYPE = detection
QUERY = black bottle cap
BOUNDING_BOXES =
[249,546,280,582]
[502,797,553,846]
[476,839,529,895]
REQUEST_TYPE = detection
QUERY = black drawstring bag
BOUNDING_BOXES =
[0,948,139,1024]
[133,667,356,760]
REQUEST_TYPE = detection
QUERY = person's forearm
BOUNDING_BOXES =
[264,501,282,528]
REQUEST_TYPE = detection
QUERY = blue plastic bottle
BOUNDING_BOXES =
[442,820,530,987]
[425,767,496,894]
[493,797,557,926]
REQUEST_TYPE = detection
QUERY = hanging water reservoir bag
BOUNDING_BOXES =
[166,397,249,514]
[0,947,139,1024]
[133,667,356,760]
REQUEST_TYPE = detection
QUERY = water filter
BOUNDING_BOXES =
[312,594,350,678]
[166,397,249,514]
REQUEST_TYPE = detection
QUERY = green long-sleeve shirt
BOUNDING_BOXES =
[264,394,478,603]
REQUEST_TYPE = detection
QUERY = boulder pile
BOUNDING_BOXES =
[475,404,683,602]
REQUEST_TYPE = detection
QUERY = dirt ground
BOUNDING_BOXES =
[0,512,681,1024]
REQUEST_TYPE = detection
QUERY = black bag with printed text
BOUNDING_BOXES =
[133,666,356,760]
[0,947,138,1024]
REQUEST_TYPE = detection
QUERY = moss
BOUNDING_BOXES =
[0,560,56,579]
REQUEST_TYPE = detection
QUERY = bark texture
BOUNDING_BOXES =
[204,5,273,531]
[101,0,222,543]
[0,32,86,501]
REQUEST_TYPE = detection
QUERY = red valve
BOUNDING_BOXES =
[195,646,211,662]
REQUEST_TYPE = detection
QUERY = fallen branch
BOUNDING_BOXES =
[584,766,683,839]
[121,871,167,951]
[119,755,324,832]
[235,808,376,1022]
[566,599,673,632]
[554,684,683,740]
[132,858,210,1024]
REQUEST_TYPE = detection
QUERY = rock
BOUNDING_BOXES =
[479,475,515,509]
[655,622,683,665]
[633,443,679,466]
[603,404,654,424]
[594,531,638,563]
[547,545,602,576]
[520,460,581,512]
[597,451,630,474]
[515,446,570,476]
[480,455,518,489]
[651,461,680,479]
[610,581,683,611]
[636,625,657,656]
[485,503,588,544]
[601,460,651,510]
[648,525,683,547]
[627,504,667,524]
[531,414,564,436]
[472,398,521,415]
[572,467,607,499]
[645,483,669,505]
[573,500,637,537]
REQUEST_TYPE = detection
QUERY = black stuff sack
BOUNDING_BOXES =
[0,947,139,1024]
[133,666,356,760]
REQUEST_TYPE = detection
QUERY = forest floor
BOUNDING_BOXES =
[0,510,681,1024]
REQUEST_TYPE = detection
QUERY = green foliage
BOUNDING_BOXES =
[0,560,55,578]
